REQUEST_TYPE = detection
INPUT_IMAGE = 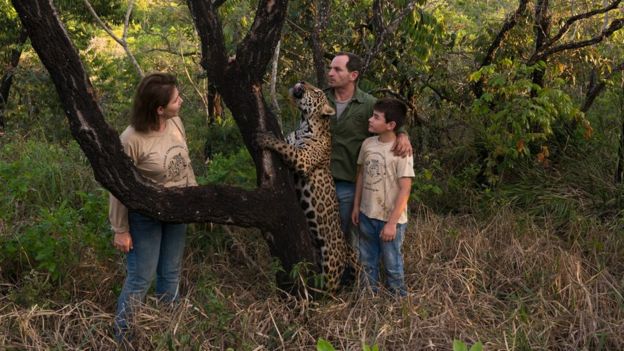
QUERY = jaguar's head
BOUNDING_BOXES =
[291,81,335,120]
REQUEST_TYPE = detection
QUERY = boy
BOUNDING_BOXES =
[351,98,414,296]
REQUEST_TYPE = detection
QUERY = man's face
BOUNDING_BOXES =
[327,55,357,89]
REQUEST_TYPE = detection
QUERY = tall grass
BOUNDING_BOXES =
[1,206,623,350]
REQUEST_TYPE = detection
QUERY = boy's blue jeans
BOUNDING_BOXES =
[358,213,407,296]
[114,211,186,337]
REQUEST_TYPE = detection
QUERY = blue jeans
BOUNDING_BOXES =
[114,212,186,337]
[335,180,356,248]
[358,213,407,296]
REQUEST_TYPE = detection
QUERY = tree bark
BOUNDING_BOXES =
[13,0,318,288]
[0,27,28,135]
[206,82,222,124]
[582,61,624,113]
[308,0,330,87]
[616,83,624,184]
[531,0,550,89]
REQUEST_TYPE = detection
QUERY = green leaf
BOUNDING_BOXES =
[470,342,484,351]
[317,338,336,351]
[468,70,482,82]
[453,340,469,351]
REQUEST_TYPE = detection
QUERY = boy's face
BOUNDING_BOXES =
[368,110,396,134]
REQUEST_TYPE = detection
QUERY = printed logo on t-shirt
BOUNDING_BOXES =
[164,145,188,180]
[364,151,385,187]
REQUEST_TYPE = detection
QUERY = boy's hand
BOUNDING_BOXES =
[380,223,397,242]
[391,133,412,157]
[351,208,360,225]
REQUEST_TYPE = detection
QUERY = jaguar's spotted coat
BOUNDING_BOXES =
[257,81,355,291]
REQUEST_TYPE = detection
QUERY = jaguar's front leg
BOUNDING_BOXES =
[256,132,314,175]
[257,132,293,154]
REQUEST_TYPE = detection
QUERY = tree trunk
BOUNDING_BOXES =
[308,0,330,87]
[0,27,28,135]
[616,83,624,184]
[532,0,550,90]
[13,0,318,290]
[206,82,222,125]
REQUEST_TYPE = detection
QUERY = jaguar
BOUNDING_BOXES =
[257,81,355,291]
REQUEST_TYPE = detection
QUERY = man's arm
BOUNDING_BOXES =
[391,132,413,157]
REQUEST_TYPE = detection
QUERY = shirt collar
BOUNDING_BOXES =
[326,86,367,104]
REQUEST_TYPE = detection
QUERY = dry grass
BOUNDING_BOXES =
[1,208,623,350]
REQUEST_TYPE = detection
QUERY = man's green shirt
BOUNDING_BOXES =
[326,87,376,183]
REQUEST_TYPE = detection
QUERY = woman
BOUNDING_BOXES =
[109,72,196,338]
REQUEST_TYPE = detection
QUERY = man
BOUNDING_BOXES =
[325,52,412,247]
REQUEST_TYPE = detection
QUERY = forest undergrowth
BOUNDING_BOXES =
[1,142,623,351]
[1,124,624,350]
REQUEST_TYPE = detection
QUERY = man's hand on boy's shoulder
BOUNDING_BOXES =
[391,132,413,157]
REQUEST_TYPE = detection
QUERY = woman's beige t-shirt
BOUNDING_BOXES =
[109,116,197,233]
[356,136,415,224]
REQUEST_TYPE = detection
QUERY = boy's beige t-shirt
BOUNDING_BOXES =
[356,136,415,224]
[109,116,197,233]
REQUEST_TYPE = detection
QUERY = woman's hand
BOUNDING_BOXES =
[113,232,133,253]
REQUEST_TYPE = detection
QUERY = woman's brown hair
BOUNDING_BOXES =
[130,73,177,132]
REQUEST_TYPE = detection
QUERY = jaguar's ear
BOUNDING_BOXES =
[321,103,335,116]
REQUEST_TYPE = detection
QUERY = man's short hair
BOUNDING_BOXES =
[373,98,408,130]
[335,52,364,74]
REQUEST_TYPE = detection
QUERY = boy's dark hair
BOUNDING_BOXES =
[335,51,364,75]
[374,98,408,130]
[131,72,177,132]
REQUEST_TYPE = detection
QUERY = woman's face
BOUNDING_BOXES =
[159,87,183,119]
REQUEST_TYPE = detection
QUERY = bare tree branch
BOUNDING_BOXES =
[361,0,419,78]
[581,60,624,112]
[546,0,621,48]
[531,17,624,64]
[473,0,529,97]
[481,0,529,68]
[309,0,331,87]
[142,47,199,57]
[83,0,144,77]
[270,40,281,118]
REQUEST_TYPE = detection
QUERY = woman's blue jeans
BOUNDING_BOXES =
[358,213,407,296]
[114,211,186,337]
